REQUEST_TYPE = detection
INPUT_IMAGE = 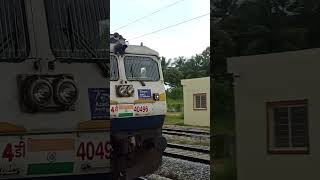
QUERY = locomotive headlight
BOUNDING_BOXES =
[153,93,160,101]
[54,79,79,106]
[32,82,52,105]
[127,86,134,96]
[26,78,53,108]
[116,85,134,97]
[118,85,128,97]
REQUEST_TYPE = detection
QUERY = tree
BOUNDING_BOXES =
[160,56,171,71]
[213,0,320,59]
[162,47,210,88]
[163,67,183,87]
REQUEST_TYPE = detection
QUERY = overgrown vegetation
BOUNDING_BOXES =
[166,97,183,113]
[164,112,184,126]
[162,47,210,89]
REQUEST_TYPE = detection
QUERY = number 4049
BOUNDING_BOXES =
[76,142,111,160]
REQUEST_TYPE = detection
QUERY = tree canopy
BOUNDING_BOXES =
[161,47,210,100]
[162,47,210,88]
[212,0,320,75]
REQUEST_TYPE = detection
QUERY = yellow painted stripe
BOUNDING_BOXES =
[28,138,74,152]
[0,123,26,133]
[134,99,155,104]
[159,93,166,101]
[77,120,111,130]
[119,104,134,109]
[111,100,118,105]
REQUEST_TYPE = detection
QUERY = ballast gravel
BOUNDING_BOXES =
[146,156,210,180]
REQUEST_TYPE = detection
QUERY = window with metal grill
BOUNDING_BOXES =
[193,93,207,110]
[124,56,160,81]
[267,100,309,154]
[44,0,109,61]
[0,0,29,61]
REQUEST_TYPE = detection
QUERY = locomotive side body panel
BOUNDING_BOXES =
[0,0,111,179]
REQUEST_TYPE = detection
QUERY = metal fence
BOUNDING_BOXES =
[44,0,109,61]
[0,0,30,61]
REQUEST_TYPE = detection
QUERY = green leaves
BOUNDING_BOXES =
[213,0,320,59]
[162,47,210,101]
[162,47,210,88]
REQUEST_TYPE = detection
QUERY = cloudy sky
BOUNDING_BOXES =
[110,0,210,60]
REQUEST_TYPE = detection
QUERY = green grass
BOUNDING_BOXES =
[164,112,184,125]
[167,98,183,104]
[164,112,210,130]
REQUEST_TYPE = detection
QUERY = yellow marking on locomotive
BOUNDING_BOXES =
[77,120,111,130]
[134,100,155,104]
[28,138,74,152]
[0,122,26,133]
[119,104,134,109]
[159,93,166,101]
[111,100,118,105]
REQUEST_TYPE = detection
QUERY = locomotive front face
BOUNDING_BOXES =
[110,42,167,179]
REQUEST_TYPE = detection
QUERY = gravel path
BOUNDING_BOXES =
[146,156,210,180]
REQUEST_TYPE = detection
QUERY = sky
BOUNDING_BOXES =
[110,0,210,60]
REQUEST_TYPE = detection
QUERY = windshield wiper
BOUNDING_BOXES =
[0,36,12,57]
[139,80,146,86]
[63,8,109,77]
[128,64,145,86]
[0,31,18,57]
[130,65,134,78]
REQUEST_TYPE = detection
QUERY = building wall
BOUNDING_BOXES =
[228,48,320,180]
[181,77,210,127]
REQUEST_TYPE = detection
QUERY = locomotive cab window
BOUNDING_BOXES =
[124,56,160,81]
[44,0,109,61]
[0,0,29,61]
[110,55,119,81]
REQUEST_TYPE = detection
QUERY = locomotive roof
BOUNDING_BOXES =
[110,43,159,57]
[110,33,159,56]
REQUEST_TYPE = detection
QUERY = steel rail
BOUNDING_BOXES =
[162,128,210,135]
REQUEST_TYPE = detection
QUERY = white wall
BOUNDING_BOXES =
[181,77,210,127]
[228,48,320,180]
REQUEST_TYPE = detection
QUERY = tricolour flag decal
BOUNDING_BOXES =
[27,138,75,175]
[118,112,134,117]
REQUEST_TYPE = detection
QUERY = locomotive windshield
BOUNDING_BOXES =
[124,56,160,81]
[44,0,109,61]
[110,55,118,81]
[0,0,29,61]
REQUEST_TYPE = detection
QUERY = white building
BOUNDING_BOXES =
[181,77,210,127]
[228,48,320,180]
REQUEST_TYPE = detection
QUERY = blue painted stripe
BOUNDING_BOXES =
[111,115,165,131]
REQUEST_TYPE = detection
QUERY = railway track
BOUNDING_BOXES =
[162,128,210,135]
[164,143,210,165]
[162,128,210,139]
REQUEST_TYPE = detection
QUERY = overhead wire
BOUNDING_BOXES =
[111,0,187,32]
[128,13,210,41]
